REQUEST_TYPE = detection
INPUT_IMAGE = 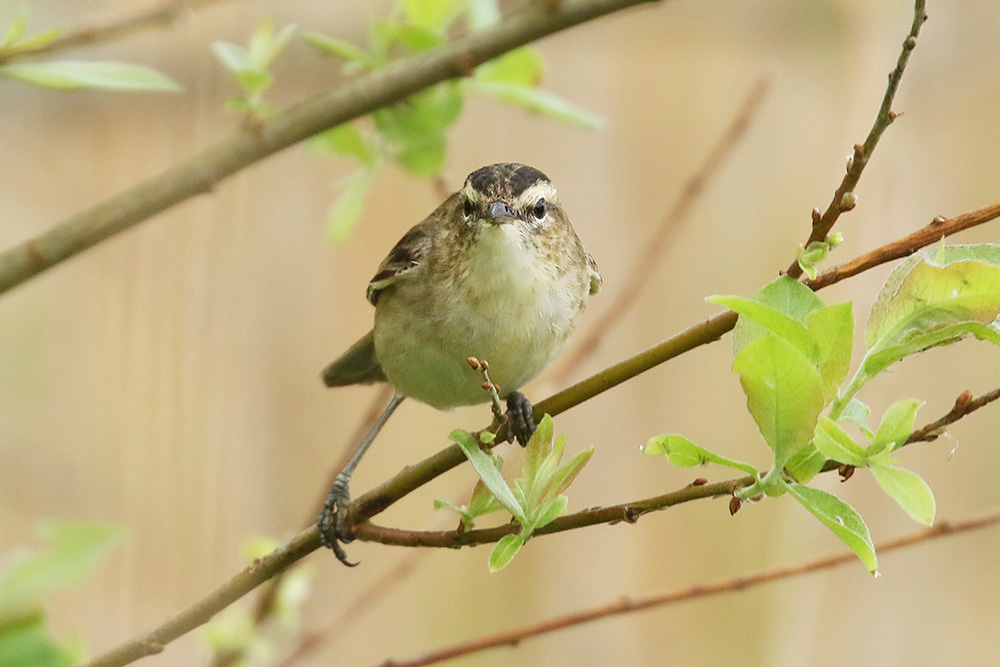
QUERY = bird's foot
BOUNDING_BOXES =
[317,476,359,567]
[505,391,536,447]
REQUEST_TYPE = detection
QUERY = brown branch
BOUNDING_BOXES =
[549,76,770,383]
[384,510,1000,667]
[785,0,928,279]
[905,388,1000,445]
[355,386,1000,548]
[805,201,1000,290]
[0,0,661,297]
[0,0,238,64]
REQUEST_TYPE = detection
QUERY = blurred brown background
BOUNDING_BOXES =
[3,0,1000,665]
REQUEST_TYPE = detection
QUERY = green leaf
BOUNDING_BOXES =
[488,534,523,573]
[731,275,824,356]
[804,302,854,401]
[475,47,544,86]
[468,0,501,29]
[1,6,28,48]
[539,447,593,507]
[212,41,255,73]
[708,294,816,359]
[0,613,75,667]
[784,444,827,484]
[450,429,526,524]
[786,483,877,572]
[868,398,923,459]
[0,61,180,91]
[308,124,374,165]
[870,464,936,525]
[732,335,825,466]
[531,495,568,531]
[303,32,379,67]
[839,398,873,437]
[813,417,867,467]
[464,79,604,129]
[386,23,446,52]
[6,27,62,52]
[375,82,464,140]
[0,521,127,618]
[865,259,1000,350]
[643,434,757,475]
[403,0,467,30]
[860,321,1000,384]
[394,131,446,176]
[326,168,375,244]
[522,414,556,485]
[249,20,296,67]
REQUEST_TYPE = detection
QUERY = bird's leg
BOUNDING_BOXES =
[505,391,536,447]
[318,392,406,566]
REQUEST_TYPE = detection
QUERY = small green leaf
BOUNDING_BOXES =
[813,417,867,467]
[539,447,593,506]
[234,67,272,92]
[732,335,825,466]
[870,464,936,525]
[6,27,62,52]
[0,61,180,91]
[868,398,923,459]
[731,275,824,356]
[212,42,255,73]
[308,124,374,165]
[249,20,296,67]
[784,444,827,484]
[488,534,523,573]
[797,240,831,279]
[394,131,446,176]
[532,495,568,531]
[387,23,446,52]
[643,434,757,475]
[475,47,544,86]
[786,484,877,572]
[0,613,76,667]
[0,521,128,618]
[468,0,501,29]
[450,429,526,524]
[303,32,378,67]
[1,6,29,48]
[464,79,604,129]
[839,398,872,437]
[522,414,555,486]
[804,302,854,401]
[709,294,816,359]
[326,168,375,244]
[403,0,467,31]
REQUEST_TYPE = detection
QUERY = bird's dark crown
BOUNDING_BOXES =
[466,163,550,200]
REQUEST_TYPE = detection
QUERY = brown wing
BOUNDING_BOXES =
[366,221,432,305]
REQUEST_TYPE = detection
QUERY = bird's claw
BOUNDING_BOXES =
[505,391,536,447]
[318,477,359,567]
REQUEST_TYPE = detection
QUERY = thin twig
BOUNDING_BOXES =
[356,386,1000,547]
[0,0,238,64]
[0,0,661,296]
[785,0,928,279]
[549,76,770,383]
[78,202,1000,667]
[384,510,1000,667]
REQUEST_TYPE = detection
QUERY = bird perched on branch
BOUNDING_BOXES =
[319,162,602,564]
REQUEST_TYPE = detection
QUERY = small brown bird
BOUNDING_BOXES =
[319,163,601,564]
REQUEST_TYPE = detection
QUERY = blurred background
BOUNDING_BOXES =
[2,0,1000,665]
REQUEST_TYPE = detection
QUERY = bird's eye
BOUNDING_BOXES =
[532,198,547,220]
[462,198,474,219]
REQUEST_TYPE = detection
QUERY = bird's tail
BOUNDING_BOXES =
[322,330,386,387]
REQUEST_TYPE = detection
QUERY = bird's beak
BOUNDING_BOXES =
[486,201,516,224]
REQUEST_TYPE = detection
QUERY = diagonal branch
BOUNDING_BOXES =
[385,510,1000,667]
[785,0,928,279]
[0,0,660,296]
[0,0,239,65]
